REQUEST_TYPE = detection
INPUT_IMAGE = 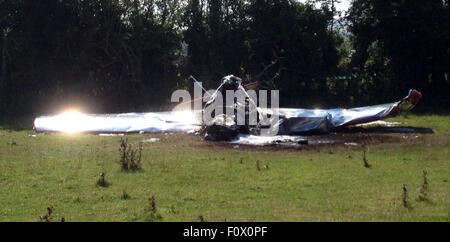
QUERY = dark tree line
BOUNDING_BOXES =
[0,0,448,117]
[347,0,450,107]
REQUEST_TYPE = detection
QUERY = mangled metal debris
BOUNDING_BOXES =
[200,75,422,141]
[33,75,422,145]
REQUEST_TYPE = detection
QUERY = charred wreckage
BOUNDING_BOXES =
[200,75,422,141]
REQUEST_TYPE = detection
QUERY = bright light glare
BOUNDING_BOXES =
[62,110,83,116]
[167,110,196,125]
[314,109,321,115]
[50,109,88,133]
[34,109,200,134]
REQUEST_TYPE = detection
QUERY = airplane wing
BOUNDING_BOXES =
[268,89,422,134]
[34,89,421,135]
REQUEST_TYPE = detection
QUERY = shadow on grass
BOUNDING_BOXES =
[336,126,434,134]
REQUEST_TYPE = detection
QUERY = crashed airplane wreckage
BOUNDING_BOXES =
[34,75,422,143]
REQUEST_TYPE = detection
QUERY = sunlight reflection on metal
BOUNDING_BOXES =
[34,110,200,134]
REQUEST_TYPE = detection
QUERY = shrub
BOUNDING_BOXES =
[119,138,143,172]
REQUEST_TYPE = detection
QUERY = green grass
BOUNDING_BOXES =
[0,114,449,221]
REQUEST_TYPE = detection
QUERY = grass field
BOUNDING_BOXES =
[0,114,449,221]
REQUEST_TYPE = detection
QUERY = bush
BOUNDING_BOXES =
[119,138,143,172]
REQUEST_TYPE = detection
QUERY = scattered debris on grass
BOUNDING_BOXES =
[143,138,160,143]
[356,120,401,127]
[345,142,358,146]
[232,134,309,146]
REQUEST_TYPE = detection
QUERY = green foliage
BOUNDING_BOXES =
[0,0,183,114]
[347,0,450,106]
[418,170,429,202]
[121,190,131,200]
[0,0,346,114]
[0,0,448,114]
[119,138,142,172]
